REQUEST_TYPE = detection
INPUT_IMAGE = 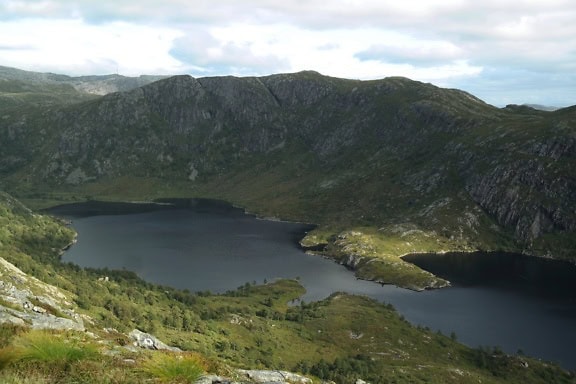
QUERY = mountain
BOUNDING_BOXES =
[0,69,574,276]
[522,104,560,112]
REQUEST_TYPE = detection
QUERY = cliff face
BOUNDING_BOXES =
[0,71,574,258]
[30,73,492,177]
[459,110,576,245]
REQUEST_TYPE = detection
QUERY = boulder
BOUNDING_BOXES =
[128,329,181,352]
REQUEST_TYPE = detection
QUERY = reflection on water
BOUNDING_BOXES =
[51,201,576,371]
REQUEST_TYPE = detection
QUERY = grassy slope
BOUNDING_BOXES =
[0,194,574,383]
[0,79,97,111]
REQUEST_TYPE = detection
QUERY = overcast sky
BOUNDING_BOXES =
[1,0,575,107]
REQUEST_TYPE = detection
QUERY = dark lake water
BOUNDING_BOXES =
[49,200,576,371]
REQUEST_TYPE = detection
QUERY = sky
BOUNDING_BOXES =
[0,0,575,107]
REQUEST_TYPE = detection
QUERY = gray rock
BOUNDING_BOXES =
[196,375,239,384]
[237,370,311,384]
[32,305,46,314]
[0,310,26,326]
[128,329,181,352]
[29,313,84,331]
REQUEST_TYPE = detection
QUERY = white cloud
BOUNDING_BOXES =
[356,40,464,66]
[0,18,184,75]
[205,24,482,81]
[169,28,289,76]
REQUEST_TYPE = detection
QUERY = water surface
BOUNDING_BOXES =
[51,200,576,370]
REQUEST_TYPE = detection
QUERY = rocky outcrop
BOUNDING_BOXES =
[0,257,85,331]
[128,329,181,352]
[462,130,576,244]
[196,370,311,384]
[237,370,311,384]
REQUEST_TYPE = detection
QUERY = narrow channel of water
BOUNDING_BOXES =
[49,200,576,371]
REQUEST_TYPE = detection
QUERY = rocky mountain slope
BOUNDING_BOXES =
[0,69,574,266]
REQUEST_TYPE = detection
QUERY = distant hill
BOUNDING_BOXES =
[0,68,574,264]
[0,65,167,96]
[523,104,560,112]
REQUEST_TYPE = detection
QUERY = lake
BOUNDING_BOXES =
[49,199,576,371]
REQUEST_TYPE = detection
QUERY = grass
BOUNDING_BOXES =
[0,329,151,383]
[11,330,99,365]
[0,371,51,384]
[0,347,19,371]
[140,352,207,383]
[0,330,100,382]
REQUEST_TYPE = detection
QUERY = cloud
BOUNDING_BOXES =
[0,18,184,75]
[0,1,574,106]
[169,29,290,76]
[199,23,482,81]
[355,40,464,66]
[442,67,576,107]
[0,43,35,50]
